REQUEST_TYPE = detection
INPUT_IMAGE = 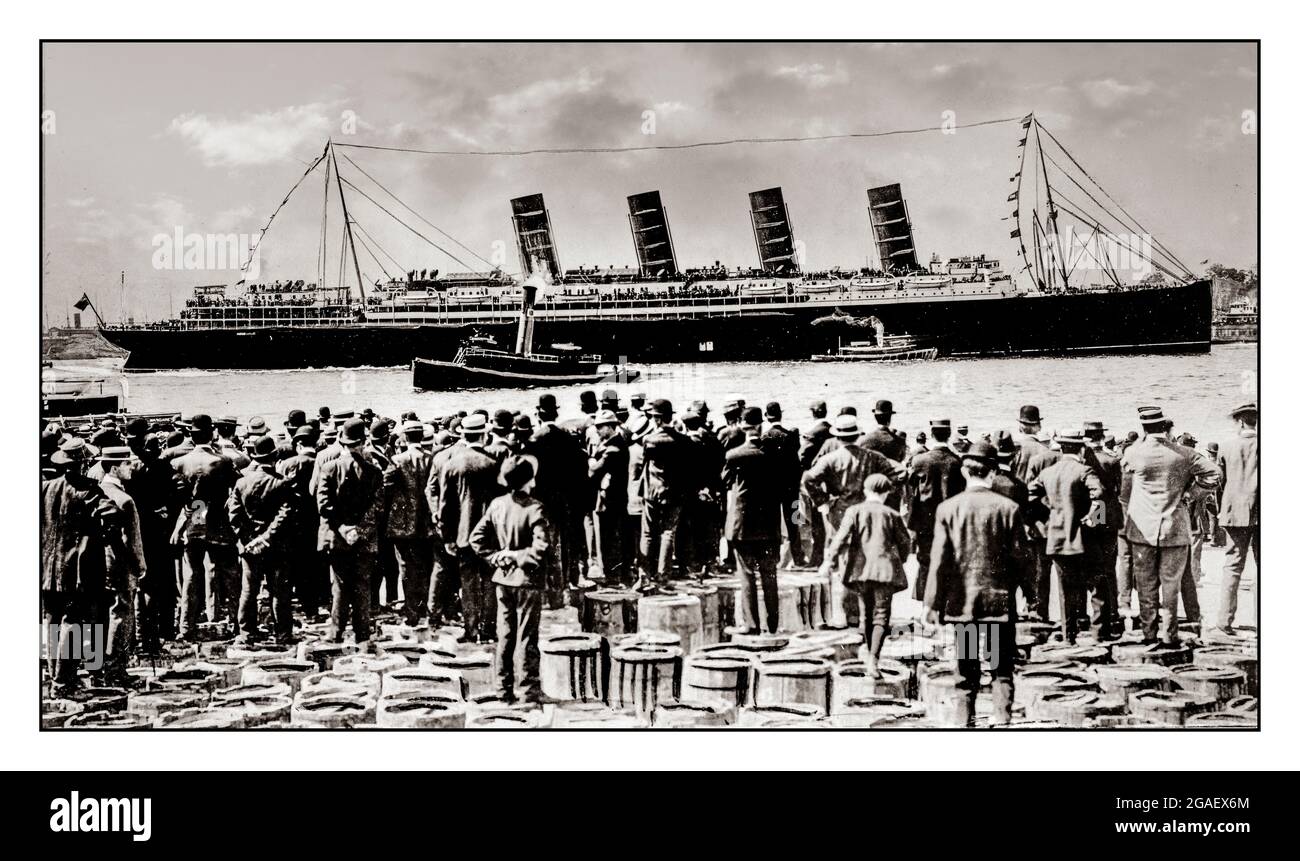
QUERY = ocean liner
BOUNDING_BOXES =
[97,115,1213,370]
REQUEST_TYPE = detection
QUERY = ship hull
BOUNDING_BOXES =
[101,281,1213,370]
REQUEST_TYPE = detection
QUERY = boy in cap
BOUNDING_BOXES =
[824,473,911,676]
[470,457,552,703]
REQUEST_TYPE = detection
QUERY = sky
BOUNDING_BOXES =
[41,41,1257,324]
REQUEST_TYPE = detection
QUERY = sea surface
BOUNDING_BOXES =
[74,343,1257,447]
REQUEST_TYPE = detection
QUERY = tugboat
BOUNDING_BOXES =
[41,362,123,417]
[810,314,938,362]
[412,276,639,391]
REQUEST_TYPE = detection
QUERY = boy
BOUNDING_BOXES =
[823,473,911,677]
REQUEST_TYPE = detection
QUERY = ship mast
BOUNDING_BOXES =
[329,140,367,304]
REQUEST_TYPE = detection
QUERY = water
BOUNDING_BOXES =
[101,343,1256,447]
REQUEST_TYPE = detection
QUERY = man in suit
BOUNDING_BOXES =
[529,393,589,605]
[1008,405,1056,621]
[96,447,146,686]
[228,436,296,645]
[797,399,833,567]
[437,413,503,642]
[171,414,241,640]
[723,407,783,634]
[1120,406,1220,643]
[760,401,805,568]
[1029,431,1106,644]
[803,414,900,627]
[677,409,723,580]
[424,427,463,627]
[365,418,400,609]
[470,457,552,704]
[280,426,326,618]
[1216,401,1259,634]
[636,398,689,592]
[316,418,385,647]
[1084,420,1124,638]
[122,417,181,651]
[385,421,436,626]
[906,419,966,603]
[716,398,747,452]
[860,399,908,462]
[587,410,631,584]
[924,441,1030,726]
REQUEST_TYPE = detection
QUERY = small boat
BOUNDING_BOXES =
[412,346,638,390]
[811,333,938,363]
[42,362,122,417]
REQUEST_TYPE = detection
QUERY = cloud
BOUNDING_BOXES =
[168,102,336,167]
[773,62,848,89]
[66,196,95,208]
[1078,78,1154,109]
[488,69,601,116]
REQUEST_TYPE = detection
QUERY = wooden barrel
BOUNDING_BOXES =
[226,643,294,664]
[581,589,639,637]
[42,699,85,728]
[378,622,434,643]
[173,658,247,688]
[782,571,829,629]
[419,652,496,697]
[290,692,376,727]
[299,671,382,700]
[74,687,130,713]
[1186,711,1256,727]
[737,703,826,727]
[1170,664,1248,703]
[222,695,293,727]
[675,584,721,646]
[539,634,604,703]
[920,670,979,727]
[241,658,318,693]
[863,713,940,728]
[1029,691,1126,726]
[681,654,753,707]
[829,696,925,727]
[149,667,226,694]
[1092,664,1174,698]
[1110,641,1193,667]
[613,631,681,650]
[652,700,735,727]
[127,689,207,718]
[64,709,152,729]
[377,695,467,728]
[752,657,832,712]
[638,594,704,655]
[551,701,644,728]
[1030,643,1112,666]
[381,667,468,700]
[880,635,947,664]
[725,632,790,652]
[789,629,864,662]
[708,577,739,630]
[831,659,909,711]
[1226,695,1258,716]
[211,682,292,704]
[1018,668,1098,708]
[1087,715,1166,728]
[722,581,805,633]
[1128,690,1217,726]
[154,707,248,729]
[466,709,546,729]
[376,641,444,665]
[1193,648,1259,696]
[607,644,682,718]
[296,642,358,671]
[332,653,410,677]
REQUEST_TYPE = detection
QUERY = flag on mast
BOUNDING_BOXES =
[73,293,91,311]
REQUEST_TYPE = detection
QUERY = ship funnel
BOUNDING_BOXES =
[514,271,545,355]
[627,190,679,278]
[748,187,800,275]
[867,183,918,273]
[510,193,562,282]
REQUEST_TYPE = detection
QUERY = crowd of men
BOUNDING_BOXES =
[41,390,1259,718]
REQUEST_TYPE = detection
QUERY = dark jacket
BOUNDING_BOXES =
[803,443,897,525]
[229,463,295,554]
[925,486,1031,623]
[905,446,965,533]
[436,442,502,548]
[172,444,239,545]
[722,437,782,543]
[761,422,802,503]
[41,473,112,594]
[826,499,911,590]
[798,419,832,470]
[384,445,435,539]
[1029,456,1105,556]
[588,435,630,514]
[469,491,552,588]
[642,424,691,505]
[314,448,384,552]
[861,425,908,463]
[717,423,746,453]
[100,475,148,586]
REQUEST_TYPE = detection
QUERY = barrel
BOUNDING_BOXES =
[1092,664,1174,698]
[831,659,909,711]
[299,670,382,700]
[376,640,445,665]
[788,629,864,662]
[607,644,682,717]
[782,571,830,630]
[552,701,644,728]
[42,699,85,728]
[211,682,293,704]
[1110,641,1193,667]
[1018,668,1098,708]
[725,632,790,652]
[1030,643,1111,666]
[378,622,434,643]
[154,707,248,729]
[332,653,410,677]
[290,693,377,727]
[1193,648,1259,696]
[829,696,926,727]
[64,709,153,729]
[226,643,294,664]
[419,652,496,697]
[466,709,546,729]
[377,695,467,728]
[75,687,129,713]
[127,689,208,718]
[296,641,358,671]
[675,583,721,646]
[736,703,826,727]
[708,577,739,630]
[1127,690,1217,726]
[381,667,468,700]
[1185,711,1256,727]
[539,634,604,703]
[222,695,293,727]
[1087,715,1166,728]
[652,700,735,727]
[581,589,639,637]
[1225,695,1258,716]
[920,670,979,727]
[173,658,247,688]
[149,667,226,694]
[751,657,832,712]
[724,580,804,632]
[1029,691,1126,726]
[613,631,682,650]
[1170,664,1248,703]
[241,658,318,693]
[880,634,947,664]
[638,594,704,655]
[681,654,753,707]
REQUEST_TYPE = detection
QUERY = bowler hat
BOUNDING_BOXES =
[286,409,307,428]
[318,406,332,420]
[369,418,390,440]
[1018,405,1043,424]
[501,456,535,490]
[830,414,861,438]
[993,430,1016,458]
[537,393,558,414]
[873,399,895,415]
[251,435,279,462]
[579,390,598,407]
[1083,420,1106,437]
[189,414,214,433]
[492,409,514,432]
[649,398,673,420]
[1230,401,1258,419]
[742,407,763,428]
[124,417,150,439]
[98,445,133,464]
[293,425,318,444]
[962,441,999,464]
[460,413,488,435]
[339,419,367,445]
[682,411,704,431]
[513,415,534,434]
[764,401,782,421]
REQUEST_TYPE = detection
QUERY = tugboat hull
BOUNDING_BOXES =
[411,358,639,391]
